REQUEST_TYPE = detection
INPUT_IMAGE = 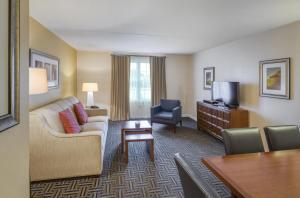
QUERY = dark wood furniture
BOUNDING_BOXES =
[124,133,154,163]
[197,102,249,140]
[120,120,152,153]
[202,149,300,198]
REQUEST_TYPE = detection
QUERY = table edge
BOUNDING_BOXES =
[202,158,250,198]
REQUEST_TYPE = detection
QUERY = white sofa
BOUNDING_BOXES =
[29,96,108,181]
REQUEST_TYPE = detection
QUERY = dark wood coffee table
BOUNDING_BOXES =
[124,133,154,163]
[120,120,152,153]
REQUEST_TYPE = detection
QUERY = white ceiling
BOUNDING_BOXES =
[30,0,300,54]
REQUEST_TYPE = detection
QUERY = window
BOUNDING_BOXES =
[129,56,151,119]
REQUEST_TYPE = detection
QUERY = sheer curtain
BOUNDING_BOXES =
[129,56,151,119]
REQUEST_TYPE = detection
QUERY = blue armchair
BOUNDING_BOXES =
[151,99,182,133]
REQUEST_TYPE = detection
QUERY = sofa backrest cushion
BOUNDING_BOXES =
[74,102,88,125]
[43,109,65,133]
[59,109,81,134]
[30,97,82,134]
[160,99,181,111]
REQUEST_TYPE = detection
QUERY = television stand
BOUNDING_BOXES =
[197,101,249,140]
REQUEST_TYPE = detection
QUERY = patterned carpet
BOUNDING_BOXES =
[30,118,230,198]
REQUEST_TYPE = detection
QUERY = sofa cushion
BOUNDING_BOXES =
[81,122,107,133]
[154,112,173,120]
[74,102,88,125]
[59,109,81,134]
[160,99,180,111]
[43,110,65,133]
[56,99,73,110]
[88,116,109,123]
[67,96,80,105]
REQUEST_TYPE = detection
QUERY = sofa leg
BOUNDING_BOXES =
[180,121,183,126]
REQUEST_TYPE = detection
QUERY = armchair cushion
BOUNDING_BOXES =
[160,99,181,111]
[154,112,173,120]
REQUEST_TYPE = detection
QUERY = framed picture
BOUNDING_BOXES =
[30,49,60,89]
[0,0,20,132]
[203,67,215,90]
[259,58,290,99]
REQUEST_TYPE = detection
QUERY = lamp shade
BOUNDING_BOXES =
[82,83,98,92]
[29,68,48,95]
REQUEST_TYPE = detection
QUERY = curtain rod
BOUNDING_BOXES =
[111,53,166,58]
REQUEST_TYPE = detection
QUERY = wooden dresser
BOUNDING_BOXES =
[197,101,249,140]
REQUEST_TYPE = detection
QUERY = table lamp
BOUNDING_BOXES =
[82,83,98,107]
[29,68,48,95]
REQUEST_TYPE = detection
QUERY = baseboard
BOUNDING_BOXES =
[182,114,197,121]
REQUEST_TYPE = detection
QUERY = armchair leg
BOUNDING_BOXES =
[173,125,176,133]
[180,120,182,126]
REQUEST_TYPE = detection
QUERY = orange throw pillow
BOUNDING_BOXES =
[74,102,88,125]
[59,109,81,134]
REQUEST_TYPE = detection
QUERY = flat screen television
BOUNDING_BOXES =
[212,81,240,107]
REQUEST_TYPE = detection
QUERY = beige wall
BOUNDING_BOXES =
[166,54,193,115]
[29,17,77,110]
[0,0,30,197]
[77,52,193,116]
[192,21,300,129]
[77,51,112,113]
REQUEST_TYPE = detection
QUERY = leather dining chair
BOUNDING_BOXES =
[264,125,300,151]
[174,153,220,198]
[222,128,265,155]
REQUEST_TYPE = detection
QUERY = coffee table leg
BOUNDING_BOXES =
[121,129,124,153]
[150,140,154,161]
[125,141,128,163]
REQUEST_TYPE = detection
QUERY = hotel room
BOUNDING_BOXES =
[1,0,300,197]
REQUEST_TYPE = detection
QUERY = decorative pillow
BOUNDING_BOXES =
[73,102,88,125]
[59,109,81,134]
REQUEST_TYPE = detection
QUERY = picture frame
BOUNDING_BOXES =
[203,67,215,90]
[0,0,20,132]
[259,58,290,99]
[29,49,60,89]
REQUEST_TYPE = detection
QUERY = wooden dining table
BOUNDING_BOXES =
[202,149,300,198]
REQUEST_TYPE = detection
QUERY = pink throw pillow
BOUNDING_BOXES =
[59,109,81,134]
[74,102,88,125]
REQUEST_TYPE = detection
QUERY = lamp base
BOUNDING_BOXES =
[87,91,94,107]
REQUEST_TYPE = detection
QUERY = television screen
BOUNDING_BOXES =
[212,81,240,107]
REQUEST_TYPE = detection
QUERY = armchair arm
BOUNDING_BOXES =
[172,106,182,123]
[151,105,161,117]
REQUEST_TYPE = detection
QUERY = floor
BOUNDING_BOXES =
[30,118,230,198]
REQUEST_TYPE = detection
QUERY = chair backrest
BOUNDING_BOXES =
[264,125,300,151]
[174,153,220,198]
[160,99,180,111]
[222,128,264,155]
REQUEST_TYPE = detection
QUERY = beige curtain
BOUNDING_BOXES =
[150,56,167,106]
[110,55,130,121]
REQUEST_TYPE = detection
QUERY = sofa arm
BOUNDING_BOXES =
[172,106,182,123]
[85,108,108,117]
[151,105,161,117]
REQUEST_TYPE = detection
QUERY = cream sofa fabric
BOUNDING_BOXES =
[29,97,108,181]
